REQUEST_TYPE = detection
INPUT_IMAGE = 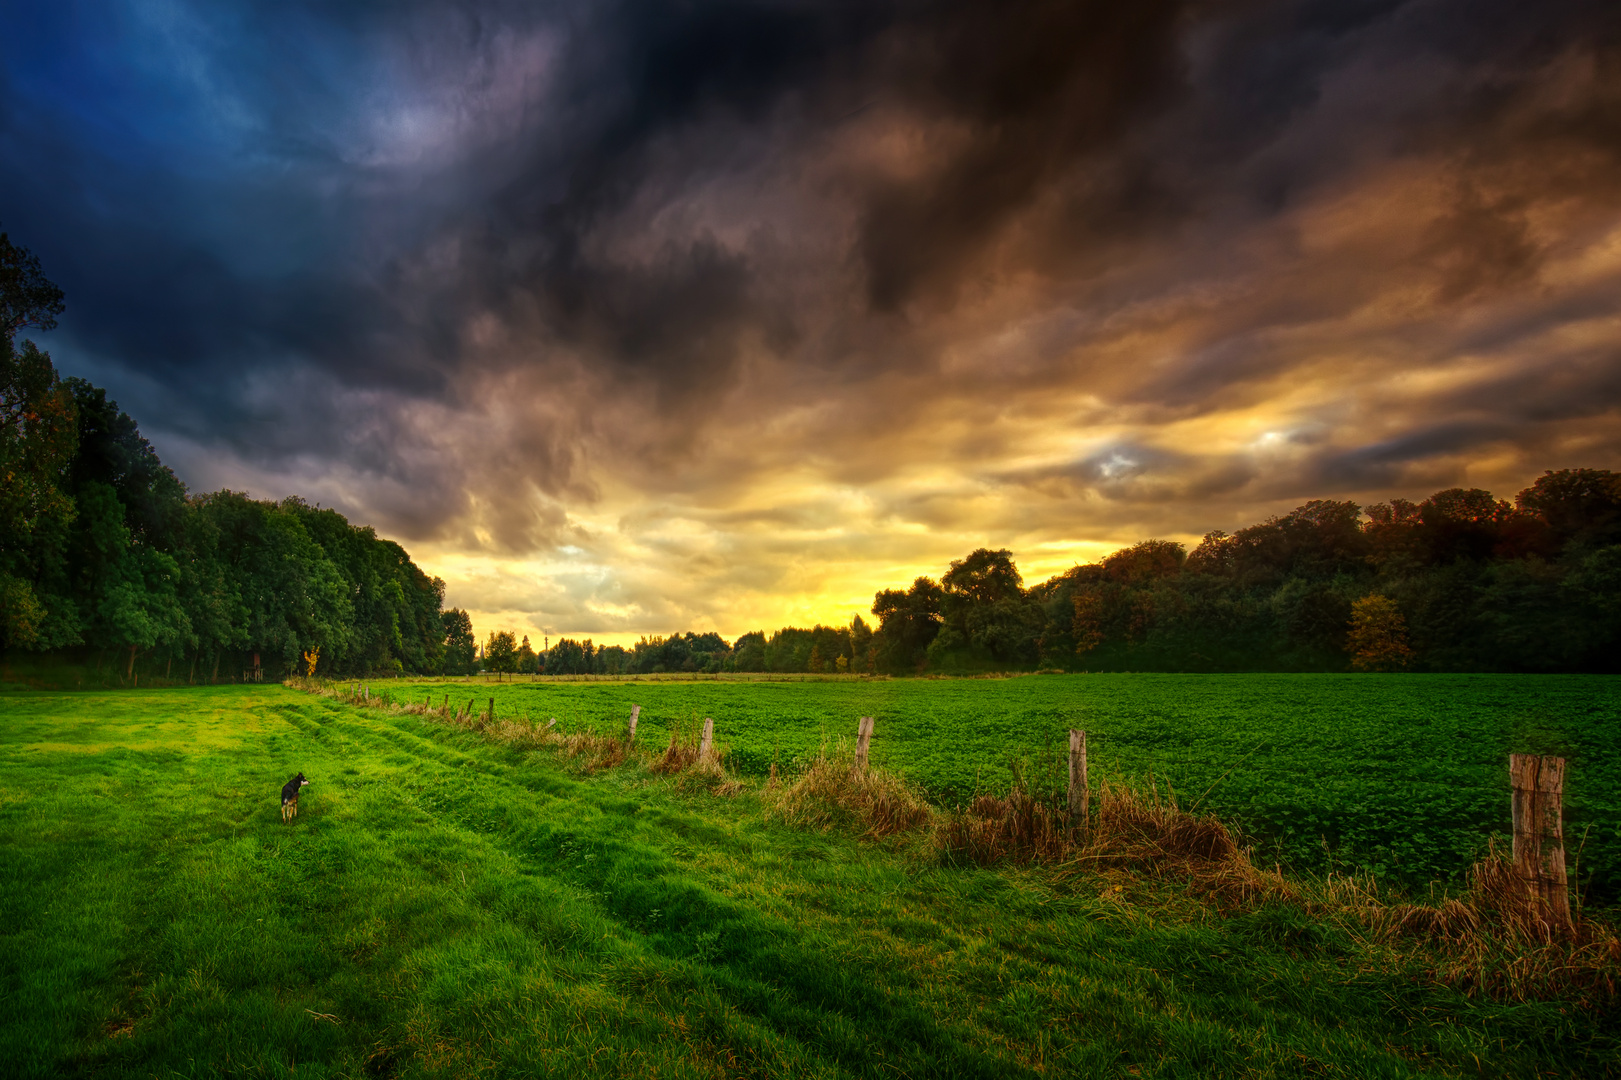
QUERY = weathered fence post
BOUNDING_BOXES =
[627,704,640,742]
[1068,730,1088,834]
[854,717,874,774]
[488,697,495,724]
[1510,753,1571,930]
[364,686,369,703]
[699,717,714,760]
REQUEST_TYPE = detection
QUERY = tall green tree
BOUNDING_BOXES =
[0,232,78,649]
[441,609,476,674]
[871,576,944,671]
[485,630,517,674]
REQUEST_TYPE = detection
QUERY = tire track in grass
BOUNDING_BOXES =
[267,696,1052,1076]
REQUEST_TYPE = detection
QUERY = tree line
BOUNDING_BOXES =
[9,230,1617,679]
[904,478,1619,674]
[478,469,1621,678]
[661,475,1617,675]
[476,478,1621,677]
[1,231,465,681]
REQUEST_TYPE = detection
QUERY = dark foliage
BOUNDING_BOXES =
[0,240,449,679]
[909,477,1621,674]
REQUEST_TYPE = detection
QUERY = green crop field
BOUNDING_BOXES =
[378,673,1621,899]
[2,679,1616,1078]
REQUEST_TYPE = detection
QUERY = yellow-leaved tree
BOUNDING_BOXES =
[1347,594,1414,672]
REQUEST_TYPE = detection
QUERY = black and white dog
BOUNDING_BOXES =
[280,773,309,822]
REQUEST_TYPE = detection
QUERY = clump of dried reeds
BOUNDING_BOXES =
[651,729,702,775]
[676,754,742,796]
[556,729,631,772]
[767,749,932,837]
[938,771,1271,899]
[1372,847,1621,1005]
[649,727,740,794]
[937,788,1069,866]
[1061,777,1280,904]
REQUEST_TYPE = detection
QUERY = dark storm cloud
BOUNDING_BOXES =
[4,0,1621,638]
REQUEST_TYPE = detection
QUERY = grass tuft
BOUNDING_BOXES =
[648,726,742,794]
[939,788,1068,865]
[1059,777,1274,906]
[767,748,932,837]
[675,754,743,796]
[1376,850,1621,1006]
[651,728,702,774]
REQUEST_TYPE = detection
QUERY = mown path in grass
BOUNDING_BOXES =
[1,685,1613,1078]
[376,673,1621,897]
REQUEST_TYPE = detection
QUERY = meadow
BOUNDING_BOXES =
[377,673,1621,899]
[1,677,1616,1078]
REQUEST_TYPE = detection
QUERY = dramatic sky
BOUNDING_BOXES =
[4,0,1619,645]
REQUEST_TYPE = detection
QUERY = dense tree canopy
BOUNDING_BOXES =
[486,471,1621,679]
[0,238,454,680]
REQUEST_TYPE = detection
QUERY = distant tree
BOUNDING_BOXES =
[1101,539,1185,583]
[442,609,476,674]
[596,644,628,674]
[848,614,873,656]
[1362,501,1426,571]
[516,635,538,674]
[1347,595,1414,672]
[1184,530,1236,576]
[732,630,766,672]
[1072,592,1105,655]
[942,548,1023,604]
[559,641,580,673]
[1516,469,1621,551]
[485,630,517,675]
[934,548,1047,665]
[871,576,944,671]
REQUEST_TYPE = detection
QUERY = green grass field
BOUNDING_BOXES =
[370,673,1621,897]
[2,679,1616,1078]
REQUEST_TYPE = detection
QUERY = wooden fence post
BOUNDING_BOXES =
[488,697,495,723]
[1510,753,1571,929]
[627,704,640,742]
[1068,730,1088,834]
[854,717,874,774]
[699,717,714,760]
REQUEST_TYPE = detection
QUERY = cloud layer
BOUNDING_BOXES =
[4,0,1620,642]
